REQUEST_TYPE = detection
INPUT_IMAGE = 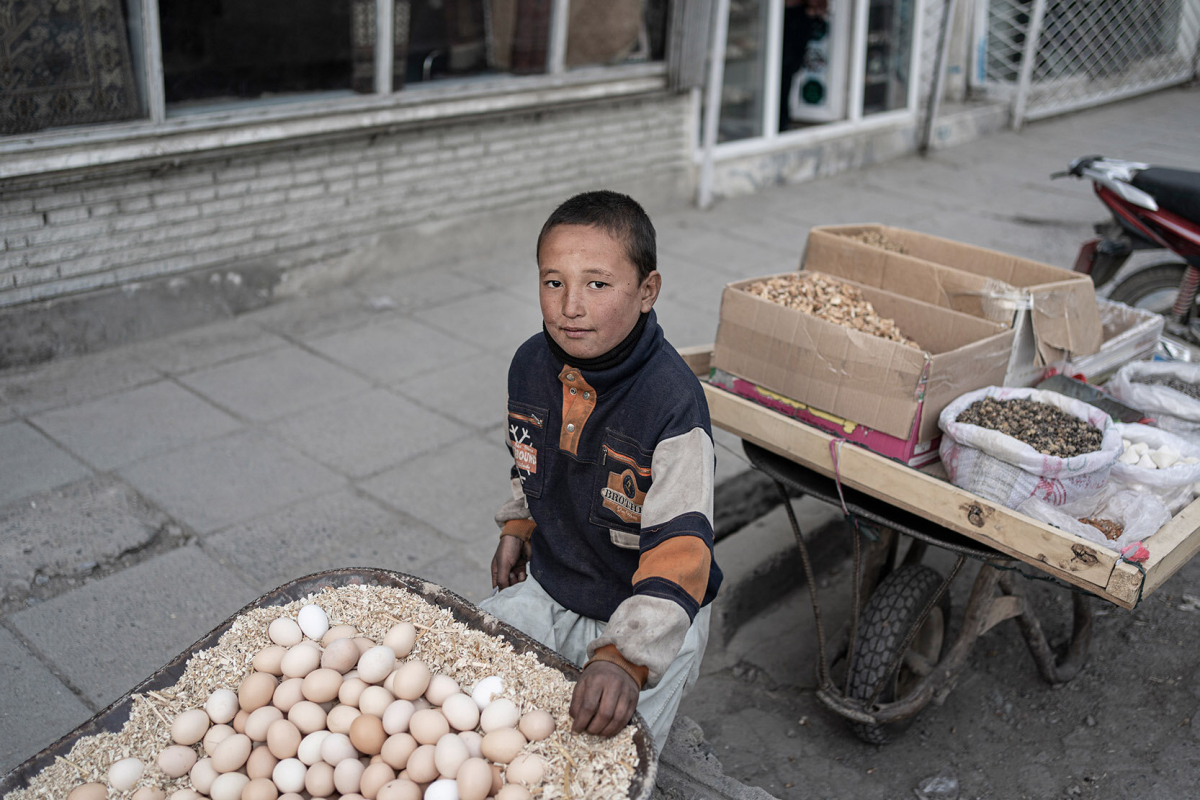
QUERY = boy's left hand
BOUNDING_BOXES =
[569,661,639,738]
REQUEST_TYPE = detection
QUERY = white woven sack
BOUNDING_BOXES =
[1107,361,1200,441]
[938,386,1123,510]
[1017,487,1171,554]
[1110,422,1200,514]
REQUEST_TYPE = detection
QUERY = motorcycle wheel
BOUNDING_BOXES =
[1106,262,1190,315]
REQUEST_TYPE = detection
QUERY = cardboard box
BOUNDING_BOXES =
[712,272,1016,459]
[801,225,1103,377]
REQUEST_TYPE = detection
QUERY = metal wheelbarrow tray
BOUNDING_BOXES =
[0,568,657,799]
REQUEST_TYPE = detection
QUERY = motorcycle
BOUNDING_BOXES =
[1058,155,1200,341]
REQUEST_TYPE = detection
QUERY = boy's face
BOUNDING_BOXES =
[538,224,661,362]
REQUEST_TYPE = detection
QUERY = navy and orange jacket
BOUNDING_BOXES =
[496,310,722,689]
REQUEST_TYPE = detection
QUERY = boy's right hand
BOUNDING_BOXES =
[492,534,531,589]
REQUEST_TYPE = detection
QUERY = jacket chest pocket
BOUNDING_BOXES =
[590,430,654,543]
[508,400,548,498]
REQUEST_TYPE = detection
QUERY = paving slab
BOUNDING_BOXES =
[393,352,511,431]
[179,345,372,422]
[9,545,259,708]
[267,388,466,479]
[0,402,14,423]
[305,315,483,384]
[360,435,513,547]
[249,285,402,340]
[204,489,454,591]
[654,299,720,355]
[0,476,171,605]
[0,421,92,508]
[30,380,242,470]
[352,264,491,314]
[447,247,539,293]
[0,627,94,776]
[410,540,495,604]
[413,289,545,356]
[128,316,291,375]
[0,348,162,415]
[658,225,799,279]
[118,430,344,534]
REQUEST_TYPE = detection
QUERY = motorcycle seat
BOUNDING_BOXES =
[1132,167,1200,226]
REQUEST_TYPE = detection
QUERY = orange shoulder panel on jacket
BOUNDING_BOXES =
[632,536,711,603]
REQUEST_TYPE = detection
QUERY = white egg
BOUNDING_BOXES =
[209,773,249,800]
[469,676,504,710]
[297,605,330,640]
[441,694,479,732]
[272,758,308,794]
[204,688,239,725]
[425,778,460,800]
[457,730,483,759]
[383,699,417,735]
[108,757,144,791]
[320,731,359,765]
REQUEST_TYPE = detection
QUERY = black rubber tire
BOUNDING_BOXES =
[1107,262,1190,316]
[845,564,950,745]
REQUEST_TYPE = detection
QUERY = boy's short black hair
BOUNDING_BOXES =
[536,190,657,282]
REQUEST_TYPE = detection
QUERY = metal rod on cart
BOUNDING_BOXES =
[779,482,833,689]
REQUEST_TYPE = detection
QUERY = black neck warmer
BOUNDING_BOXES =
[543,311,649,373]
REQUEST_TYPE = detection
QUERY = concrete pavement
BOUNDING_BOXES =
[3,84,1200,795]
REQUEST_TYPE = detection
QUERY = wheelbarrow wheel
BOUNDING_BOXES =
[845,564,950,744]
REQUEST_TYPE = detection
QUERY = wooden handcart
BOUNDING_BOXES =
[683,346,1200,743]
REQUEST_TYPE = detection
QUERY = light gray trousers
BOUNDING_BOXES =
[480,573,710,753]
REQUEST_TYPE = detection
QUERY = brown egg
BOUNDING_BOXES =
[404,744,438,784]
[280,642,322,679]
[321,638,360,674]
[287,700,327,734]
[131,788,166,800]
[211,732,252,773]
[353,636,376,655]
[326,703,362,734]
[349,713,387,755]
[210,772,250,800]
[496,783,532,800]
[238,672,278,712]
[360,762,396,799]
[268,617,303,647]
[359,685,395,718]
[245,706,285,742]
[232,708,249,734]
[424,674,460,707]
[458,730,483,759]
[241,778,278,800]
[67,783,106,800]
[333,759,366,796]
[171,708,211,746]
[168,791,203,800]
[505,753,545,787]
[480,728,526,764]
[276,795,304,800]
[408,709,449,745]
[203,723,235,756]
[246,745,279,780]
[480,699,519,733]
[441,694,479,732]
[517,710,555,742]
[272,677,305,713]
[382,623,417,659]
[304,762,335,798]
[252,646,288,676]
[300,668,343,703]
[267,718,303,759]
[379,732,419,771]
[433,733,469,779]
[389,661,431,701]
[489,763,504,796]
[158,745,198,778]
[376,778,422,800]
[188,759,218,796]
[322,624,358,646]
[455,758,492,800]
[339,676,369,708]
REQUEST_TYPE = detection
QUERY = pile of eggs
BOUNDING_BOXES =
[67,604,556,800]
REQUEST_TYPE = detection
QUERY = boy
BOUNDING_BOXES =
[480,190,722,753]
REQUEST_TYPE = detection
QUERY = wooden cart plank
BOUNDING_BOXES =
[702,386,1137,606]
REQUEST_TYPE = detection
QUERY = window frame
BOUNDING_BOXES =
[1,0,670,179]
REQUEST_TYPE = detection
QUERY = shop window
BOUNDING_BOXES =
[565,0,668,68]
[862,0,913,114]
[718,0,770,142]
[1,0,143,134]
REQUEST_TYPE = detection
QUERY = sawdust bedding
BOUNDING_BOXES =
[3,583,638,800]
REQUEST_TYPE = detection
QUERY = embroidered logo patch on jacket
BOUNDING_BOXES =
[510,424,538,474]
[601,468,645,524]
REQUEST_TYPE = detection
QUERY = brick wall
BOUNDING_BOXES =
[0,92,690,309]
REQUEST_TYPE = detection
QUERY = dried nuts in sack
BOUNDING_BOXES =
[955,397,1102,458]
